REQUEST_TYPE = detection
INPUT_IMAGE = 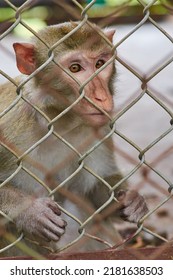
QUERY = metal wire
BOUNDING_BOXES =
[0,0,173,258]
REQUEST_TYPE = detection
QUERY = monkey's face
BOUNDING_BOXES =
[58,49,115,127]
[13,23,116,128]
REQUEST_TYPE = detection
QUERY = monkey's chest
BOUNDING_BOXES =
[35,137,116,195]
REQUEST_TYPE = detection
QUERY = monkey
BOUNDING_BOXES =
[0,21,148,257]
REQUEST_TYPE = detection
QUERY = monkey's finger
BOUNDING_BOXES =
[123,193,148,216]
[32,222,64,242]
[45,211,67,228]
[51,217,67,228]
[37,228,61,242]
[46,199,62,216]
[121,199,148,223]
[43,220,66,241]
[44,218,66,235]
[119,190,140,207]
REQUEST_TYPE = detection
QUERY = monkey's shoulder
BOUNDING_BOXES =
[0,77,21,109]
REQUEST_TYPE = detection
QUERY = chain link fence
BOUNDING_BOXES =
[0,0,173,259]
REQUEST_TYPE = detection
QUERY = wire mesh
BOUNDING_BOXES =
[0,0,173,259]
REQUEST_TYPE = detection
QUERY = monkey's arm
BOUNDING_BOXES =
[0,184,67,242]
[89,173,148,223]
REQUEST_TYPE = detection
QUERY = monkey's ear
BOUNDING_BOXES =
[104,29,116,43]
[13,43,36,75]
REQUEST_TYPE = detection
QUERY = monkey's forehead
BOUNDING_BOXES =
[33,22,112,52]
[57,47,114,63]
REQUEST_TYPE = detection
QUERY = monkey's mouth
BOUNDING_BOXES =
[89,112,105,115]
[83,112,109,126]
[85,110,107,116]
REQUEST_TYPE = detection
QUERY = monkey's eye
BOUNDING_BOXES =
[95,59,105,69]
[69,64,82,73]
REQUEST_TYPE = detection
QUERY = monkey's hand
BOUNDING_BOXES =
[15,197,67,242]
[117,190,148,223]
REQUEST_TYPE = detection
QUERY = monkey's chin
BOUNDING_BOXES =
[83,113,110,127]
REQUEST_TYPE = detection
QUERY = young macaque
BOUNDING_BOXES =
[0,21,148,256]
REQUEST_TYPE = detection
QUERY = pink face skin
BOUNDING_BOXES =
[59,49,114,127]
